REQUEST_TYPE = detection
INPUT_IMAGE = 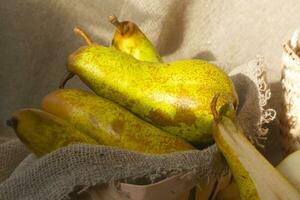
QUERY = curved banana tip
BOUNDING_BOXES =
[211,93,221,122]
[6,117,18,129]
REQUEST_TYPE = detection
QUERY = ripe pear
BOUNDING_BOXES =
[41,89,194,154]
[211,95,300,199]
[60,22,161,88]
[6,109,97,156]
[71,16,161,63]
[61,44,238,146]
[277,149,300,191]
[109,15,161,62]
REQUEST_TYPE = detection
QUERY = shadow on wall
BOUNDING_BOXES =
[0,0,144,136]
[192,50,216,61]
[0,0,85,136]
[157,0,188,56]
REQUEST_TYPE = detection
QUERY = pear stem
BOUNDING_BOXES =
[59,72,74,89]
[109,15,125,35]
[211,93,221,122]
[73,27,93,45]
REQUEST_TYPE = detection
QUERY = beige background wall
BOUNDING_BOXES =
[1,0,299,137]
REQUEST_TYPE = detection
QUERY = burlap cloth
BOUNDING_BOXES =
[1,0,297,199]
[281,30,300,154]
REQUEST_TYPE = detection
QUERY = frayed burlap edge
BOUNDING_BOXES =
[254,58,276,146]
[0,144,226,200]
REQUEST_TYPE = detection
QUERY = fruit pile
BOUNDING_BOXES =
[7,16,238,155]
[6,16,300,199]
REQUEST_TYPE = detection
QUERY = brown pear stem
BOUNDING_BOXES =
[211,93,221,122]
[59,72,74,89]
[108,15,125,35]
[73,27,93,45]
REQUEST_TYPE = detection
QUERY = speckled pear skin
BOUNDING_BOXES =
[67,45,238,145]
[41,89,194,154]
[112,21,161,62]
[8,109,97,156]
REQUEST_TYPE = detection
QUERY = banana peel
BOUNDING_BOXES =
[211,94,300,200]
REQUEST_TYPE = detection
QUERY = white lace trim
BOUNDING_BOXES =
[253,58,276,145]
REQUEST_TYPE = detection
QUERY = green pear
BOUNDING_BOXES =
[41,89,194,154]
[211,95,300,199]
[62,44,238,146]
[109,15,161,62]
[7,108,97,156]
[60,22,161,88]
[72,17,161,63]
